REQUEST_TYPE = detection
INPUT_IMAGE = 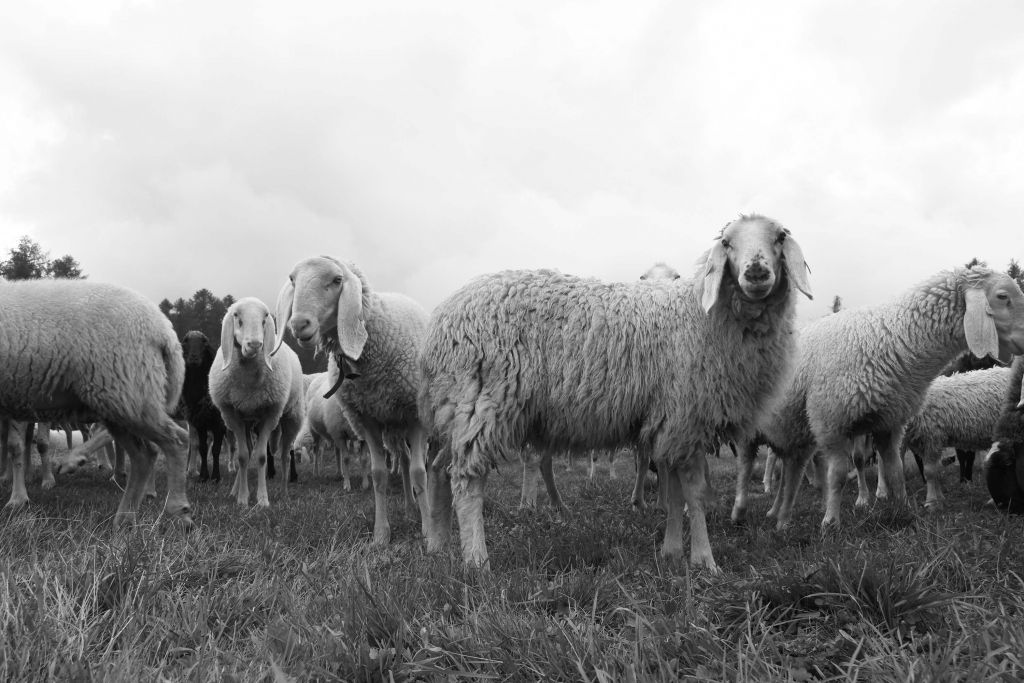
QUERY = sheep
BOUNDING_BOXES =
[419,214,812,571]
[0,279,192,527]
[274,256,431,544]
[984,357,1024,512]
[180,330,230,482]
[300,366,369,490]
[896,366,1013,508]
[208,297,305,508]
[761,266,1024,531]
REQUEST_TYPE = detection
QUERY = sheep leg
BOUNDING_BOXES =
[453,472,489,567]
[540,449,568,516]
[400,450,416,517]
[677,456,719,573]
[607,449,617,479]
[361,422,392,545]
[921,446,945,510]
[656,460,671,513]
[762,450,777,494]
[875,429,908,507]
[108,431,156,529]
[210,429,224,483]
[406,426,431,539]
[588,451,597,479]
[520,450,541,509]
[4,421,30,508]
[254,426,278,507]
[957,449,975,483]
[34,424,56,490]
[631,447,651,511]
[425,456,453,552]
[196,428,210,482]
[730,440,757,524]
[771,453,809,528]
[821,443,852,529]
[852,436,873,508]
[135,417,191,523]
[223,413,251,505]
[564,450,573,473]
[144,453,159,499]
[0,421,9,485]
[337,445,353,490]
[63,424,73,451]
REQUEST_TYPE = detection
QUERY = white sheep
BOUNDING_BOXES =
[273,256,431,544]
[209,297,305,508]
[762,266,1024,530]
[0,279,192,527]
[899,365,1013,508]
[419,214,812,571]
[300,367,369,490]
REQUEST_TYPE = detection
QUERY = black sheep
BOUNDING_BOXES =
[985,356,1024,512]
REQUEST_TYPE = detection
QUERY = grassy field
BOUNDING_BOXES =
[1,440,1023,682]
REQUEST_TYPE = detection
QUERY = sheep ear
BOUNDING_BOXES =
[782,236,813,300]
[964,287,999,360]
[337,263,368,360]
[271,279,294,357]
[699,243,729,313]
[220,312,235,370]
[263,315,276,371]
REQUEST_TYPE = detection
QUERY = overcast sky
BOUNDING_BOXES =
[1,1,1022,324]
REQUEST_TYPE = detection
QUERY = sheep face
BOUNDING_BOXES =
[181,331,214,367]
[640,262,681,281]
[274,257,368,361]
[699,214,812,313]
[963,271,1024,364]
[220,298,276,370]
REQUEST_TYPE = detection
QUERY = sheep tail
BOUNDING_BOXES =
[162,335,186,414]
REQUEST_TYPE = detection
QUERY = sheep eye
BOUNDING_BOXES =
[333,276,343,285]
[721,238,731,248]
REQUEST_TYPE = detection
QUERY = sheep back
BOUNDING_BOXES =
[419,267,799,479]
[0,280,183,427]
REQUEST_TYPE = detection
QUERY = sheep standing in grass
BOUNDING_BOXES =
[984,357,1024,512]
[274,257,431,544]
[181,331,230,483]
[762,267,1024,530]
[898,366,1012,507]
[300,367,369,490]
[419,215,812,571]
[209,298,305,508]
[0,279,191,527]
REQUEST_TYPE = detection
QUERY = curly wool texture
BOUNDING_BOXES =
[322,265,428,434]
[419,264,800,479]
[903,366,1013,459]
[0,279,184,428]
[763,268,996,452]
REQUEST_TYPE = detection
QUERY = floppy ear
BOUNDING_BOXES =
[782,236,813,300]
[698,243,729,313]
[262,315,276,371]
[271,279,294,357]
[964,287,999,360]
[337,263,368,360]
[219,312,235,370]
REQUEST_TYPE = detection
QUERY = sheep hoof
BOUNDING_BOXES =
[5,497,29,509]
[854,496,872,509]
[691,556,722,575]
[371,528,391,546]
[41,479,56,491]
[924,500,944,513]
[730,509,747,526]
[342,480,352,492]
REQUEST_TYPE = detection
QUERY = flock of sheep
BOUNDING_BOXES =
[2,214,1024,574]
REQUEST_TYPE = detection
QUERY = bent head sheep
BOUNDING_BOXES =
[0,279,191,527]
[419,214,812,571]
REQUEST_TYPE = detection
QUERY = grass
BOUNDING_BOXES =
[1,444,1023,682]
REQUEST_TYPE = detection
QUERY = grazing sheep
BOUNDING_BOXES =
[0,279,191,527]
[209,297,305,508]
[984,357,1024,512]
[419,214,812,571]
[898,366,1012,507]
[273,257,431,544]
[762,266,1024,531]
[180,331,230,483]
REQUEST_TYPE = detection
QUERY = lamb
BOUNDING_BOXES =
[273,256,431,544]
[180,330,230,482]
[209,297,305,508]
[0,279,192,527]
[419,214,812,571]
[761,266,1024,530]
[898,366,1012,507]
[299,367,369,490]
[984,357,1024,512]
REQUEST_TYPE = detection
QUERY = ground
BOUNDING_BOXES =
[0,437,1022,682]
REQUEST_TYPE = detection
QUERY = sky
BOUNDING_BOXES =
[1,0,1022,324]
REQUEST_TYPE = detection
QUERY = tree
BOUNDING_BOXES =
[964,257,987,269]
[1007,259,1024,291]
[0,236,50,280]
[49,254,85,279]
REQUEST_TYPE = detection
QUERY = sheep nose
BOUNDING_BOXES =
[290,314,314,339]
[245,339,263,353]
[745,261,771,283]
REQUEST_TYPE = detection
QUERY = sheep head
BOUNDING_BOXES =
[698,215,812,314]
[220,297,276,371]
[640,262,681,281]
[181,330,214,368]
[961,268,1024,368]
[273,256,368,362]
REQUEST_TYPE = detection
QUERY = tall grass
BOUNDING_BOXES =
[0,445,1022,681]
